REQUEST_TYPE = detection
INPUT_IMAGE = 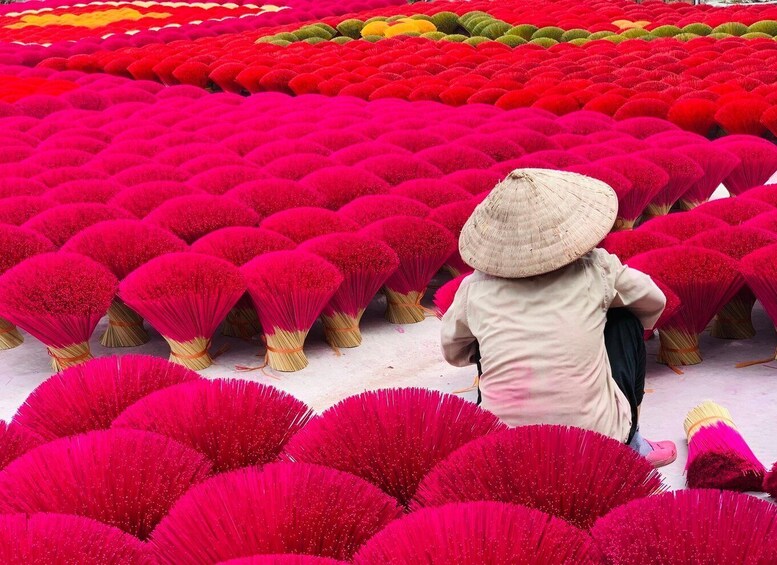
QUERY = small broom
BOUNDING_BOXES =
[354,502,600,565]
[62,219,188,347]
[22,202,132,247]
[0,252,117,370]
[427,199,479,277]
[113,378,313,473]
[599,230,679,263]
[191,227,296,339]
[738,243,777,365]
[338,195,431,227]
[282,388,505,510]
[686,226,777,339]
[241,250,343,372]
[0,225,54,349]
[591,489,777,564]
[260,207,359,244]
[674,143,740,210]
[0,429,212,540]
[413,425,665,530]
[0,514,149,565]
[360,217,456,324]
[150,463,403,563]
[684,401,766,491]
[13,354,199,441]
[298,233,399,348]
[119,253,246,370]
[628,247,743,366]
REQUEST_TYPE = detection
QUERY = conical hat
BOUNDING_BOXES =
[459,168,618,278]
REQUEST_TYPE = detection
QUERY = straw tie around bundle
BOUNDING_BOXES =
[0,252,117,370]
[686,226,777,340]
[62,219,187,347]
[13,355,199,441]
[119,253,246,370]
[260,207,359,244]
[191,227,295,339]
[684,401,766,491]
[0,225,54,349]
[241,250,343,372]
[590,490,777,564]
[738,243,777,366]
[360,216,456,324]
[628,247,743,366]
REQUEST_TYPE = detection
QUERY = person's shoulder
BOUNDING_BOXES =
[585,247,623,273]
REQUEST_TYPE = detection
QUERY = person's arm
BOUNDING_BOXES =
[607,253,666,330]
[440,282,478,367]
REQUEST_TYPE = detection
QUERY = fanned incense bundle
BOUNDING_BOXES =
[740,184,777,208]
[150,463,403,563]
[188,165,263,195]
[639,212,728,241]
[637,149,704,217]
[22,202,132,247]
[0,429,212,540]
[108,182,204,218]
[360,217,456,324]
[0,252,116,370]
[413,425,664,529]
[220,557,346,565]
[113,379,312,473]
[0,421,41,472]
[427,199,479,277]
[45,179,123,204]
[628,247,743,365]
[684,401,766,491]
[338,195,431,227]
[0,195,55,225]
[358,154,443,185]
[226,179,325,218]
[299,234,399,348]
[300,166,391,209]
[241,251,343,371]
[744,210,777,233]
[0,514,149,565]
[0,225,54,349]
[717,139,777,196]
[354,502,600,565]
[63,220,187,347]
[693,198,775,226]
[433,274,469,319]
[686,226,777,339]
[390,180,473,209]
[191,227,295,339]
[647,280,682,341]
[674,144,740,210]
[261,207,359,244]
[282,388,505,509]
[120,253,246,370]
[739,244,777,364]
[14,355,198,441]
[591,490,777,564]
[596,156,670,229]
[599,230,679,263]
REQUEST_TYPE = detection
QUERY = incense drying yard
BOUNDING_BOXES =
[1,0,777,562]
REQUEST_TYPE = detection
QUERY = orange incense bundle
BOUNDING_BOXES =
[62,220,187,347]
[0,252,117,370]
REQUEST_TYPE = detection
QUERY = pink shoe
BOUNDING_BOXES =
[645,439,677,468]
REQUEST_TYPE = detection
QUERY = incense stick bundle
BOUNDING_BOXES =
[241,250,343,371]
[739,243,777,364]
[0,252,117,370]
[261,207,359,244]
[595,156,669,230]
[693,198,775,226]
[339,195,430,227]
[628,247,743,365]
[360,217,455,324]
[108,182,204,218]
[637,149,704,217]
[684,401,766,491]
[119,253,245,370]
[62,220,187,347]
[299,234,399,348]
[674,143,740,210]
[639,211,727,241]
[599,230,679,263]
[226,179,325,218]
[0,195,55,226]
[427,199,479,277]
[22,202,132,247]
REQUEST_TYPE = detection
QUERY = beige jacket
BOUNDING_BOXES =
[441,248,666,442]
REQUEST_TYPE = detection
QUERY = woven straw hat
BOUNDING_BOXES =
[459,168,618,278]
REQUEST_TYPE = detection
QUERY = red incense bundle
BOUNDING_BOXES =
[338,195,430,227]
[282,388,505,509]
[718,138,777,195]
[687,226,777,339]
[0,421,41,472]
[119,253,245,370]
[744,210,777,233]
[0,252,116,370]
[766,462,777,498]
[628,247,743,365]
[300,166,391,209]
[45,179,123,204]
[740,184,777,207]
[428,199,480,276]
[413,425,664,529]
[298,233,399,348]
[108,182,204,218]
[62,219,187,347]
[693,198,775,226]
[191,227,295,339]
[241,250,343,372]
[674,144,740,210]
[390,180,473,209]
[433,274,469,319]
[226,179,325,218]
[638,212,728,240]
[22,202,132,247]
[739,243,777,365]
[599,230,679,263]
[637,149,705,217]
[684,401,766,491]
[0,195,55,226]
[596,156,670,229]
[360,217,456,324]
[261,207,359,244]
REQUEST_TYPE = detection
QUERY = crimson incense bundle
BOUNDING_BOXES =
[226,179,325,218]
[360,217,456,324]
[338,195,430,227]
[687,226,777,339]
[599,230,679,263]
[718,138,777,196]
[108,182,204,218]
[298,233,399,348]
[241,250,343,371]
[119,253,245,370]
[0,195,54,226]
[639,212,728,241]
[693,198,775,226]
[740,184,777,208]
[300,166,391,209]
[22,202,132,247]
[596,156,670,229]
[261,207,359,244]
[766,463,777,498]
[433,274,469,319]
[428,199,480,276]
[744,210,777,233]
[390,179,471,209]
[0,252,116,370]
[740,243,777,364]
[62,219,187,347]
[637,149,704,217]
[0,421,41,472]
[674,144,740,210]
[628,247,744,365]
[45,179,123,204]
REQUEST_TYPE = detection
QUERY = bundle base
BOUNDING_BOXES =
[0,317,22,350]
[48,341,93,372]
[676,198,704,211]
[101,299,149,348]
[643,203,672,218]
[687,453,765,491]
[384,288,427,324]
[611,217,635,232]
[658,328,702,366]
[265,328,308,372]
[712,294,755,340]
[166,336,213,371]
[322,311,363,348]
[222,305,261,340]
